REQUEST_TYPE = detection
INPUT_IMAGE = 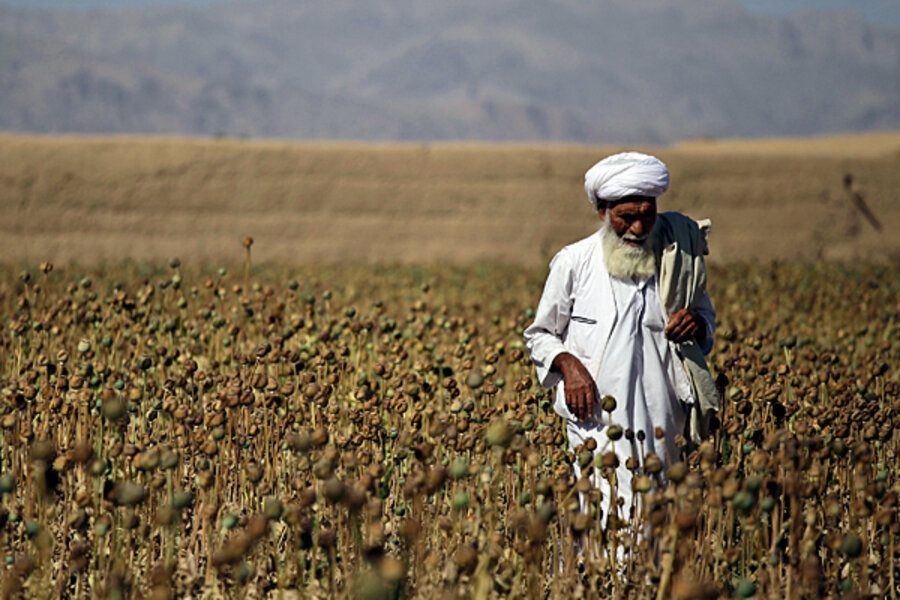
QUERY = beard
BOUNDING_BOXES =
[599,217,659,281]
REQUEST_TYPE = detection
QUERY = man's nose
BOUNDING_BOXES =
[630,220,644,236]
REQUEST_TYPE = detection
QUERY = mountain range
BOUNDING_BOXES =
[2,0,900,143]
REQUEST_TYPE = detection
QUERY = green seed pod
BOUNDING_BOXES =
[840,534,863,559]
[734,578,756,598]
[452,491,469,511]
[485,420,513,448]
[24,521,40,539]
[114,482,146,507]
[606,425,623,441]
[449,458,469,480]
[0,473,15,495]
[465,371,484,389]
[744,476,763,494]
[733,491,756,513]
[102,398,126,422]
[222,513,239,530]
[601,396,617,413]
[77,340,91,355]
[537,501,557,523]
[172,490,194,511]
[577,451,593,469]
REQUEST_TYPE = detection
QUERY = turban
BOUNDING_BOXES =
[584,152,669,207]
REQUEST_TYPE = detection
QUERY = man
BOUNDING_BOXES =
[523,152,718,527]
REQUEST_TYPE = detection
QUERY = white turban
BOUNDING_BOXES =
[584,152,669,207]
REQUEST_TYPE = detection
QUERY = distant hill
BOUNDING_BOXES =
[2,0,900,142]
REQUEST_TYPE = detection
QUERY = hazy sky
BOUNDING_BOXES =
[2,0,899,25]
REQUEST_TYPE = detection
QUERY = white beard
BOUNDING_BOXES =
[599,217,659,281]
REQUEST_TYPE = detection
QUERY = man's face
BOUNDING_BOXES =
[597,195,657,247]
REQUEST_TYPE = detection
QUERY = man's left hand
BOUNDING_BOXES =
[664,308,705,343]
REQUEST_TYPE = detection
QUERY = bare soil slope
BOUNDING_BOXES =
[2,133,899,265]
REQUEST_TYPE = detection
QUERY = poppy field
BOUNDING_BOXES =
[0,256,898,599]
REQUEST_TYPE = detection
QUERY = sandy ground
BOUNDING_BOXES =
[2,132,899,266]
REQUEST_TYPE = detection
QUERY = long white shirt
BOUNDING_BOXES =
[524,230,715,522]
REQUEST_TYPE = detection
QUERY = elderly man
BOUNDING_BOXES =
[524,152,718,527]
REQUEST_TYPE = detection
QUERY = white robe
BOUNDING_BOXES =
[524,230,714,523]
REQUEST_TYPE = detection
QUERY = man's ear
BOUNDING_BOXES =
[597,207,606,220]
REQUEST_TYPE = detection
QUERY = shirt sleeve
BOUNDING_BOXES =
[523,250,574,389]
[694,288,716,356]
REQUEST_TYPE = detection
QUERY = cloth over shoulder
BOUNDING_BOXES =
[656,212,719,444]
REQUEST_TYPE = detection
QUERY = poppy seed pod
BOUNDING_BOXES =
[840,533,863,558]
[667,462,687,483]
[263,497,283,520]
[644,453,663,475]
[601,395,617,412]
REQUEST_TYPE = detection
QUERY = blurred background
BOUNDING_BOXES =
[2,0,899,263]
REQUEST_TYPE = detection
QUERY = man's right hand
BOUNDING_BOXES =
[552,353,597,421]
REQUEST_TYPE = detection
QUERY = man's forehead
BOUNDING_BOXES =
[607,195,657,213]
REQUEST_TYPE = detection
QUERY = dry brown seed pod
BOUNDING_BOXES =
[299,486,317,508]
[311,428,329,447]
[30,439,55,463]
[670,575,718,600]
[318,527,336,549]
[570,512,592,533]
[644,453,663,475]
[633,475,653,493]
[674,509,698,532]
[379,557,406,583]
[70,442,94,465]
[600,451,619,469]
[324,477,346,504]
[155,506,175,527]
[398,519,422,544]
[263,497,283,520]
[721,478,740,500]
[244,462,263,483]
[195,471,214,490]
[454,544,478,574]
[667,462,688,483]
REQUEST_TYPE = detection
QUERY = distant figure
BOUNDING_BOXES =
[843,172,882,232]
[523,152,718,526]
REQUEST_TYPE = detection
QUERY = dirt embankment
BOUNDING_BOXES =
[2,132,899,266]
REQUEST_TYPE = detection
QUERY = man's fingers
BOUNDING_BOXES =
[567,386,594,421]
[666,310,699,342]
[568,388,583,420]
[665,311,688,335]
[669,320,693,341]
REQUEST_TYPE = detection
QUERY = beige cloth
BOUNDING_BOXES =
[656,212,719,444]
